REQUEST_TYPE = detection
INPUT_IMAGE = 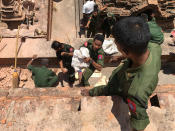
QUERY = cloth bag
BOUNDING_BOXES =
[102,39,118,55]
[71,47,90,71]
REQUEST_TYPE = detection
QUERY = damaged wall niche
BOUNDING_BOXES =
[0,0,48,38]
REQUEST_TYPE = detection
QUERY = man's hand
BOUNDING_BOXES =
[27,54,37,67]
[61,52,67,56]
[81,89,90,96]
[53,68,58,73]
[32,54,37,60]
[85,25,89,29]
[61,68,68,74]
[84,57,91,63]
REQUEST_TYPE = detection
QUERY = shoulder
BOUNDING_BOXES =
[148,42,162,55]
[111,60,128,76]
[109,60,127,81]
[98,48,104,54]
[27,64,33,70]
[64,43,74,50]
[83,39,93,47]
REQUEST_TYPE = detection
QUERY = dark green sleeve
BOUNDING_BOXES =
[128,96,149,130]
[97,50,104,67]
[27,65,36,74]
[89,85,107,96]
[48,70,56,76]
[80,39,93,48]
[65,44,74,53]
[27,64,33,70]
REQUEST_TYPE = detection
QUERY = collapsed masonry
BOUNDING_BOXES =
[0,86,175,131]
[96,0,175,29]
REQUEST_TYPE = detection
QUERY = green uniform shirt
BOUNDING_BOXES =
[89,42,162,130]
[56,43,74,67]
[28,65,58,87]
[88,11,102,29]
[148,18,164,44]
[82,39,104,67]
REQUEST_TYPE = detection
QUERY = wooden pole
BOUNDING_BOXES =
[15,26,20,69]
[47,0,53,41]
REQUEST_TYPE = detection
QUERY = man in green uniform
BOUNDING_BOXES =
[85,6,107,38]
[51,41,75,86]
[102,12,116,38]
[79,34,105,86]
[141,12,164,44]
[82,17,161,131]
[27,55,58,87]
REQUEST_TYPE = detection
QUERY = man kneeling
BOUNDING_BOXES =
[27,55,58,87]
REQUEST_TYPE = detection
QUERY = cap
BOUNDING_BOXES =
[107,12,114,18]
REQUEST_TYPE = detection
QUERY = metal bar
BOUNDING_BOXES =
[0,55,175,67]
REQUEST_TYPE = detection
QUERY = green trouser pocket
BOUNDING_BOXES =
[81,67,94,86]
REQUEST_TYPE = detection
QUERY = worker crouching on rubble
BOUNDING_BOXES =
[78,34,105,87]
[27,55,58,87]
[82,17,162,131]
[141,11,164,45]
[51,41,75,86]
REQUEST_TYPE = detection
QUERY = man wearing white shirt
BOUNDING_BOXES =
[80,0,96,37]
[83,0,96,15]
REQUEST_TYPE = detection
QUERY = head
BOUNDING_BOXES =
[92,34,104,51]
[113,17,150,58]
[107,12,114,19]
[93,9,98,16]
[51,41,63,51]
[41,59,49,67]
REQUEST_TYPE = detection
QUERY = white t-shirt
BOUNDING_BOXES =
[82,1,96,14]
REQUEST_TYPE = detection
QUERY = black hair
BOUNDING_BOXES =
[94,4,98,11]
[141,9,154,21]
[141,13,148,22]
[94,34,105,43]
[51,41,62,50]
[113,17,151,55]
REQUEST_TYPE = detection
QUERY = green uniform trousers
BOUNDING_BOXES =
[81,66,95,86]
[32,75,58,87]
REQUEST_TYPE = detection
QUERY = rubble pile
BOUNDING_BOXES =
[0,67,35,89]
[96,0,175,29]
[0,67,13,88]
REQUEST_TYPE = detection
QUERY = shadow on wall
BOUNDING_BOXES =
[162,59,175,75]
[53,0,62,2]
[111,96,131,131]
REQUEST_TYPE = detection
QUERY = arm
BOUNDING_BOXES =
[27,54,37,68]
[84,57,102,71]
[61,46,74,57]
[99,5,107,11]
[59,60,67,73]
[91,58,103,71]
[85,16,92,28]
[61,52,73,57]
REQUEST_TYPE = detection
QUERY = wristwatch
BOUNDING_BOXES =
[89,59,93,64]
